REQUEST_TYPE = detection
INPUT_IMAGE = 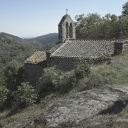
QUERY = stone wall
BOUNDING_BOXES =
[24,61,47,85]
[50,57,80,71]
[114,42,123,55]
[50,56,112,71]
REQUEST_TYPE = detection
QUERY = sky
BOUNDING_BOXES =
[0,0,127,38]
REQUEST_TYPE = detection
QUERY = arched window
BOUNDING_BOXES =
[69,23,73,38]
[66,22,69,38]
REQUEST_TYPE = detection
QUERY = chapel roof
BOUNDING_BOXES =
[24,51,47,64]
[49,43,64,54]
[51,40,114,59]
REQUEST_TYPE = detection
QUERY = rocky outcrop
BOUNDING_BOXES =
[43,87,128,127]
[4,86,128,128]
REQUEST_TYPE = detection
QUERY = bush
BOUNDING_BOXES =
[74,72,109,92]
[15,82,38,107]
[38,62,114,97]
[55,71,76,94]
[4,60,21,91]
[38,67,60,97]
[75,61,90,80]
[38,63,91,97]
[38,67,76,97]
[0,85,9,109]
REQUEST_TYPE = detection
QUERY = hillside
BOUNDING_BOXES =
[0,32,23,42]
[0,32,128,128]
[0,32,59,66]
[26,33,58,49]
[0,32,38,88]
[1,52,128,128]
[0,32,37,67]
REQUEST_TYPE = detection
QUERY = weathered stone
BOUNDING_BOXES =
[58,14,76,43]
[43,88,126,127]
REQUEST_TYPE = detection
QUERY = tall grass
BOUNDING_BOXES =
[92,53,128,85]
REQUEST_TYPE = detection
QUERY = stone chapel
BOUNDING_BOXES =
[24,14,128,84]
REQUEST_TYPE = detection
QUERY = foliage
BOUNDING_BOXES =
[0,33,37,109]
[26,33,58,49]
[0,33,35,68]
[0,32,35,85]
[16,82,38,107]
[38,67,76,97]
[122,1,128,16]
[0,85,9,108]
[76,13,128,39]
[38,62,91,97]
[4,60,21,91]
[0,70,6,86]
[75,61,90,79]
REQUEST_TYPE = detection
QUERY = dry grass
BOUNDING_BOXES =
[91,53,128,85]
[0,93,59,127]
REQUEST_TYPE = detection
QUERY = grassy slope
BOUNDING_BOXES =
[1,53,128,127]
[92,53,128,85]
[0,94,60,128]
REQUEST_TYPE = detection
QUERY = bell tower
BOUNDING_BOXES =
[58,13,76,43]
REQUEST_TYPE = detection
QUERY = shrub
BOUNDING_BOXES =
[16,82,38,107]
[75,72,109,92]
[38,67,60,97]
[86,73,109,87]
[4,60,21,91]
[0,85,9,109]
[55,71,76,94]
[38,67,76,97]
[75,61,90,80]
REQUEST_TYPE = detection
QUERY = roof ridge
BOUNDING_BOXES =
[77,39,116,42]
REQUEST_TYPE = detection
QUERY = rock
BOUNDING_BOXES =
[112,85,128,94]
[44,88,125,127]
[4,86,128,128]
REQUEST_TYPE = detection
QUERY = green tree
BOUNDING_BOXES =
[76,13,102,39]
[122,1,128,16]
[4,60,21,91]
[16,82,38,107]
[0,85,8,109]
[75,61,90,79]
[38,67,76,97]
[119,16,128,38]
[75,13,127,39]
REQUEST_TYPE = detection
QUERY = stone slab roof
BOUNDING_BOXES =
[24,51,46,64]
[51,40,114,59]
[49,43,63,54]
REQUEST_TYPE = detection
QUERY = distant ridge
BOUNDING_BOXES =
[0,32,37,68]
[0,32,58,49]
[26,33,58,49]
[0,32,23,42]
